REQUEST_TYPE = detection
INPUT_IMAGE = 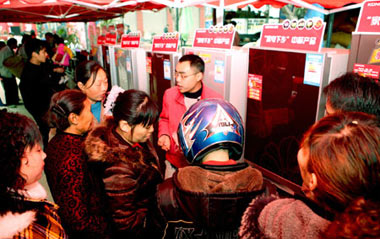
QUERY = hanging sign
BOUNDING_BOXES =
[152,32,180,52]
[356,0,380,33]
[353,63,380,79]
[97,35,106,45]
[121,32,141,48]
[260,18,325,52]
[105,33,117,45]
[193,25,235,50]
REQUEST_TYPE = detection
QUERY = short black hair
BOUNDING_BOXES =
[179,54,205,73]
[323,72,380,118]
[6,38,17,47]
[25,38,47,60]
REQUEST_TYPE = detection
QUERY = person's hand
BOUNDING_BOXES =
[54,67,65,73]
[158,135,170,151]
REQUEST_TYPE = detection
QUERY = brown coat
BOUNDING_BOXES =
[85,119,164,238]
[157,163,275,238]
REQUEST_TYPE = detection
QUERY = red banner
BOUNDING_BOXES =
[105,33,117,45]
[121,33,141,48]
[193,25,235,49]
[152,32,180,52]
[353,63,380,79]
[247,74,263,101]
[260,18,325,52]
[97,35,106,45]
[356,0,380,33]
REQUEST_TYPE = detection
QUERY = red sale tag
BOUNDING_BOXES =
[356,0,380,33]
[152,32,180,52]
[260,18,325,52]
[105,33,117,45]
[247,74,263,101]
[97,35,106,45]
[121,33,141,48]
[353,63,380,79]
[193,26,235,50]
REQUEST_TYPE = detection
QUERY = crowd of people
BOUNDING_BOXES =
[0,35,379,239]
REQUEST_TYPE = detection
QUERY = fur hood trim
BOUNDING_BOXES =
[85,121,154,165]
[0,211,36,238]
[176,165,264,193]
[239,195,279,239]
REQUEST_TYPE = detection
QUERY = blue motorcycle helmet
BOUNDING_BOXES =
[178,98,244,164]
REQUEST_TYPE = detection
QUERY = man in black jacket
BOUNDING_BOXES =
[20,39,64,147]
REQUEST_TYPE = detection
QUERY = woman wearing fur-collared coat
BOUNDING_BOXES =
[85,89,164,239]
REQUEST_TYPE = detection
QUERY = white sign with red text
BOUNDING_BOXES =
[152,32,180,53]
[260,18,325,52]
[193,25,235,50]
[356,0,380,33]
[121,32,141,48]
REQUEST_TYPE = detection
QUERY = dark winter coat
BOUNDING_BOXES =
[45,132,111,239]
[85,120,164,238]
[157,163,275,239]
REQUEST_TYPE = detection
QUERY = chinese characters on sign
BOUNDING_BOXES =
[259,18,325,52]
[353,63,380,79]
[356,0,380,33]
[193,25,235,50]
[247,74,263,101]
[121,32,141,48]
[152,32,180,53]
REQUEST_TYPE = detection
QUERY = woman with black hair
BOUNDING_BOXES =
[45,89,111,238]
[75,60,108,123]
[85,89,164,238]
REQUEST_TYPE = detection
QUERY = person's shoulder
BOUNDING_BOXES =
[0,210,36,238]
[202,85,222,99]
[165,86,180,94]
[163,86,182,99]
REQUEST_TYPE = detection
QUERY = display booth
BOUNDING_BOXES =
[245,18,349,195]
[182,25,249,122]
[108,32,148,92]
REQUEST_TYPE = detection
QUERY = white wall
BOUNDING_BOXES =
[142,8,167,40]
[124,12,137,32]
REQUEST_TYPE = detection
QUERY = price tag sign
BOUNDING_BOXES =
[152,32,180,52]
[247,74,263,101]
[260,18,325,52]
[193,25,235,49]
[121,32,141,48]
[353,63,380,79]
[356,0,380,33]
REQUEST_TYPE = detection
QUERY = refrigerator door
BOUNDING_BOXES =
[95,45,104,67]
[182,47,249,123]
[147,51,179,111]
[146,51,180,164]
[183,47,230,99]
[244,47,329,190]
[347,33,380,72]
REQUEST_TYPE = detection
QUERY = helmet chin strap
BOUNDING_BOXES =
[202,149,229,164]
